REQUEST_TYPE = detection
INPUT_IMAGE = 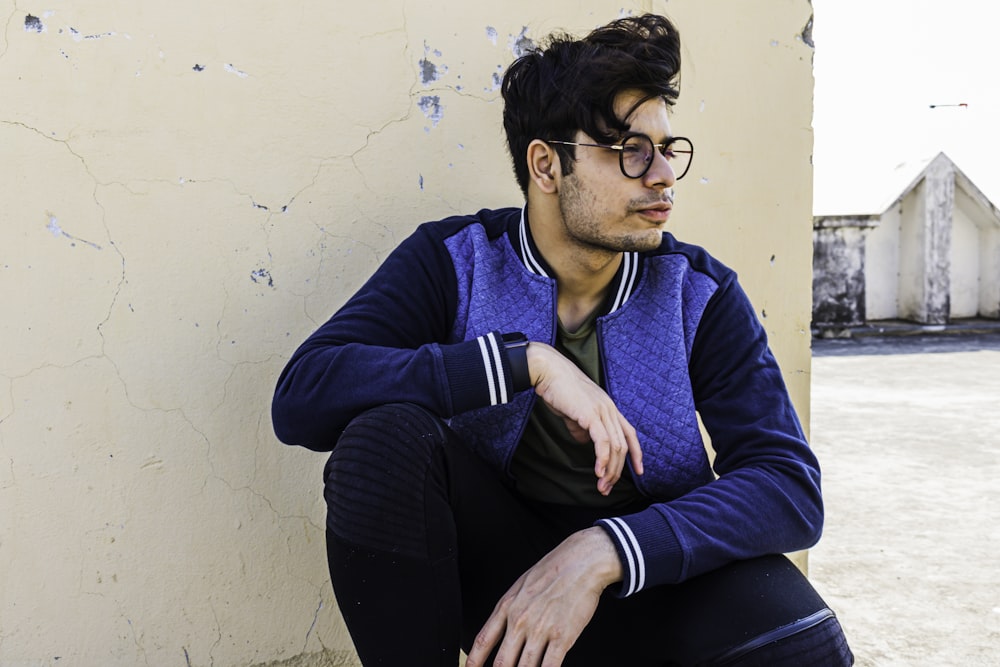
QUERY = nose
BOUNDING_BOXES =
[643,149,676,190]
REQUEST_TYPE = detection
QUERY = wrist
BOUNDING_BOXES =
[574,527,624,587]
[525,340,554,386]
[501,332,531,392]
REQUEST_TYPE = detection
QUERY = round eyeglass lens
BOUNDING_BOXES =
[621,135,655,178]
[667,138,693,180]
[620,135,693,179]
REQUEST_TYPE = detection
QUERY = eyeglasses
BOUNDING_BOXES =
[548,133,694,180]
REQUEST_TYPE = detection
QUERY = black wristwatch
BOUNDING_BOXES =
[501,332,531,392]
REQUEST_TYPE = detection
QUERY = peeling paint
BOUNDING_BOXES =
[45,214,103,250]
[418,58,439,85]
[59,26,117,42]
[508,26,535,58]
[418,42,448,85]
[417,95,443,126]
[485,26,498,45]
[486,64,504,92]
[801,15,815,48]
[224,63,249,78]
[251,268,274,288]
[192,64,205,72]
[24,14,45,33]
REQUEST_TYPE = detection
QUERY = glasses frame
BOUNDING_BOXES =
[548,133,694,181]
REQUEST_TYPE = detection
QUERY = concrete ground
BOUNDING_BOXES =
[808,333,1000,666]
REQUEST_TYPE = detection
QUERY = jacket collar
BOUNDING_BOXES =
[510,207,643,316]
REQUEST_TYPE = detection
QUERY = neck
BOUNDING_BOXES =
[526,198,622,331]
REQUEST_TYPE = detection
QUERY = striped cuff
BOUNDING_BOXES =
[596,509,684,597]
[596,517,647,597]
[477,332,511,406]
[441,331,519,414]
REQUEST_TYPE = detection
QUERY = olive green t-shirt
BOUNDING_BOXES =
[509,312,641,508]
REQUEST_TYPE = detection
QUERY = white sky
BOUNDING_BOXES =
[812,0,1000,214]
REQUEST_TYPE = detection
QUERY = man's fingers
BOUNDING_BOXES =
[493,632,528,667]
[622,417,643,476]
[591,410,628,495]
[465,608,506,666]
[588,418,612,478]
[541,643,571,667]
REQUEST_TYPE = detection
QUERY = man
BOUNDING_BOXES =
[272,13,853,666]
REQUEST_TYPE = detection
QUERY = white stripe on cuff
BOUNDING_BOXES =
[477,336,498,405]
[600,518,640,597]
[486,333,508,404]
[607,517,646,592]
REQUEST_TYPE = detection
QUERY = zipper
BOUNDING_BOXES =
[501,277,558,476]
[711,608,836,665]
[595,318,645,494]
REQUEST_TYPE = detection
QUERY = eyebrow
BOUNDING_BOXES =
[621,131,676,145]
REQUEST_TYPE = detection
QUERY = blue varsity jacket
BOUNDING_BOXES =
[272,206,823,597]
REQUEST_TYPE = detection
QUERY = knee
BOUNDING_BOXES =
[328,402,448,477]
[323,403,450,551]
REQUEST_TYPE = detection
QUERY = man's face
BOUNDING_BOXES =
[556,91,678,254]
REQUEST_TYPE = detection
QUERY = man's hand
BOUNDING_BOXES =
[526,342,643,495]
[465,527,622,667]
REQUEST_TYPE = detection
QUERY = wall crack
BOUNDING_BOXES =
[302,598,324,653]
[2,121,130,366]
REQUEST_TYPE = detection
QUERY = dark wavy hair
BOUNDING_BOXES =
[501,14,681,196]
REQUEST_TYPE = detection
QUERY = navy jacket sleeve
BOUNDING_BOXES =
[598,273,823,592]
[271,221,523,451]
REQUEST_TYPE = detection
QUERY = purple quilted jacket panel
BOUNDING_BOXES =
[600,255,719,498]
[442,225,722,496]
[445,225,554,470]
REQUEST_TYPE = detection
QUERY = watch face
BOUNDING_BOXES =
[502,333,528,346]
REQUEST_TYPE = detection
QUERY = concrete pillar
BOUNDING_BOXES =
[899,154,955,325]
[982,227,1000,318]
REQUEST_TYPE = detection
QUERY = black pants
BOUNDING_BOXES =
[324,403,853,666]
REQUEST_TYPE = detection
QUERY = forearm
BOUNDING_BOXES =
[597,454,822,595]
[272,224,522,450]
[273,330,530,450]
[566,526,624,588]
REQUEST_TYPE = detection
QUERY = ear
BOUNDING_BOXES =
[526,139,559,194]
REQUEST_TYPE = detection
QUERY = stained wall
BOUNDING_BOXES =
[0,2,816,664]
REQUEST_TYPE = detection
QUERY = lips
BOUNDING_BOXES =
[634,201,673,221]
[633,197,673,214]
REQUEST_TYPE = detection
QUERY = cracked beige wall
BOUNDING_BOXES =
[0,1,814,665]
